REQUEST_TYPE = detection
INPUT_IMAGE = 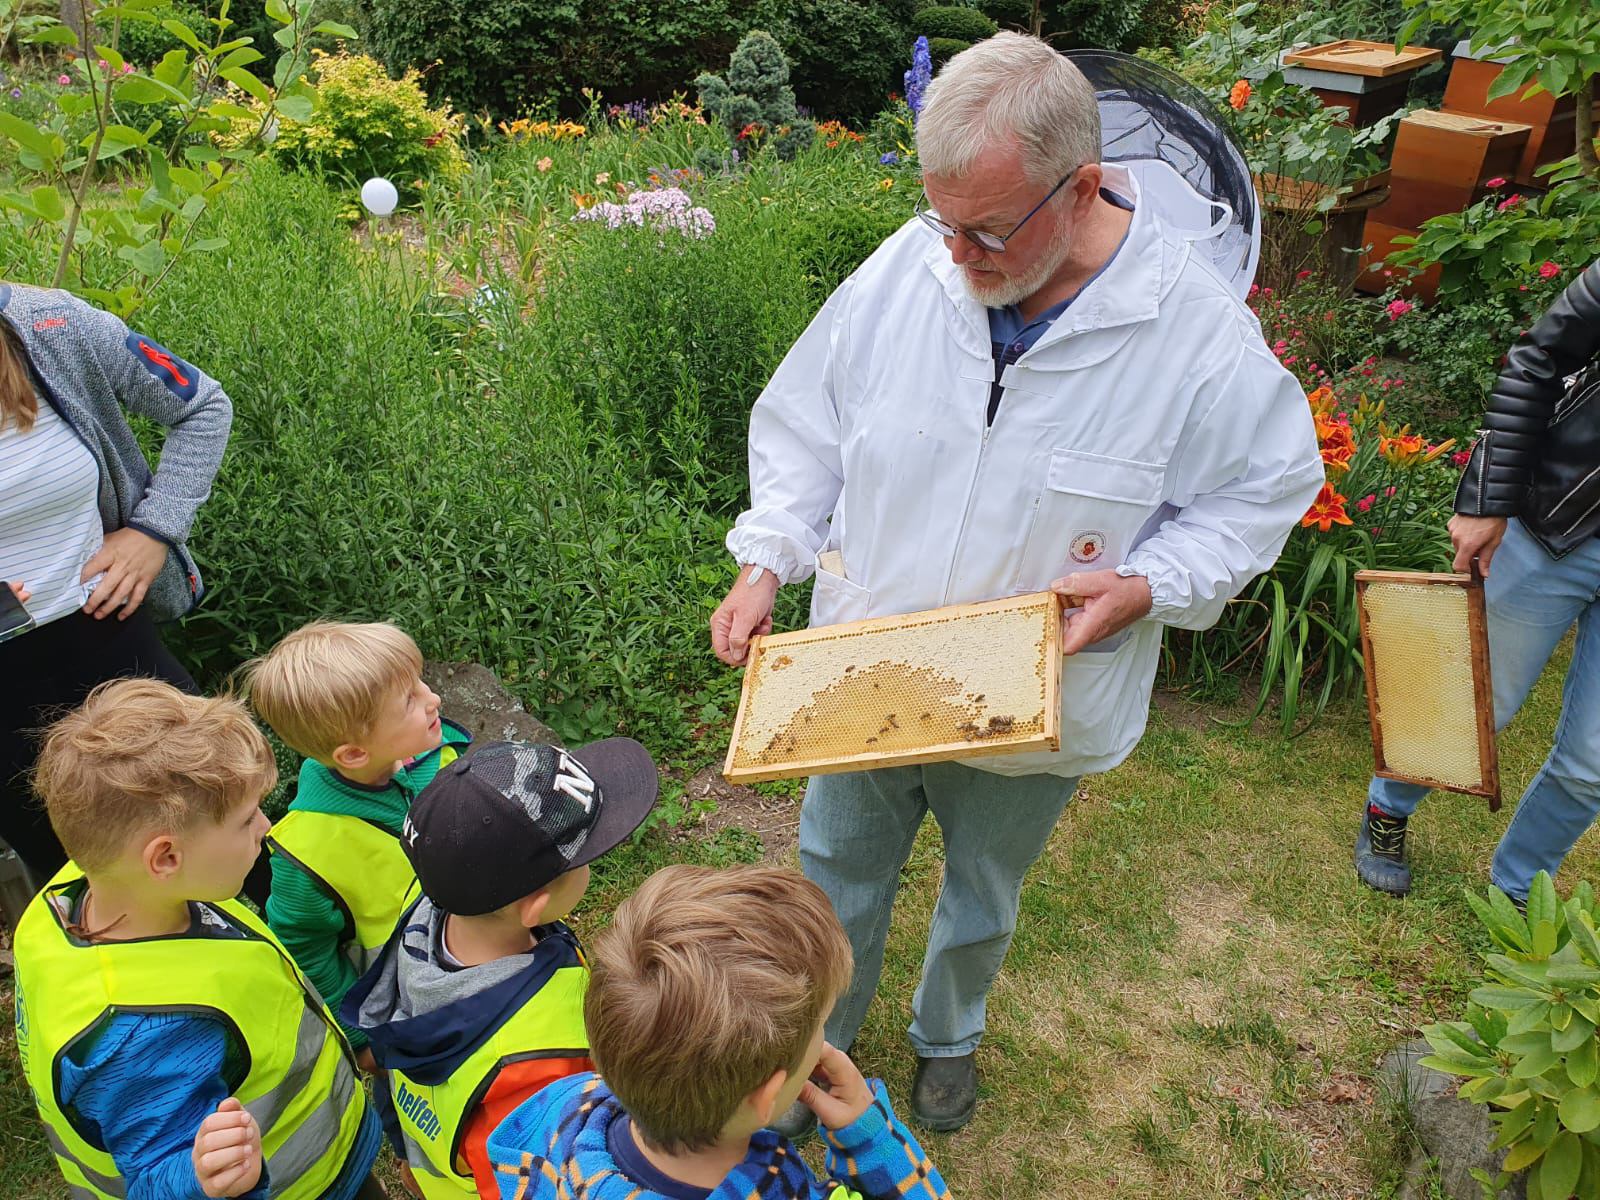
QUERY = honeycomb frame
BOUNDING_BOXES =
[1356,569,1501,810]
[723,592,1063,784]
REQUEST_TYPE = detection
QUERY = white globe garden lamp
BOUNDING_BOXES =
[360,177,398,217]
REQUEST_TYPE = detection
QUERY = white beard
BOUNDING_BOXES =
[959,218,1074,310]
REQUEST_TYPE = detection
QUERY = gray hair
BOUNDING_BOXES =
[916,32,1101,187]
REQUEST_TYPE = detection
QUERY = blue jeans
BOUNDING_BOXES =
[1368,520,1600,899]
[799,762,1077,1057]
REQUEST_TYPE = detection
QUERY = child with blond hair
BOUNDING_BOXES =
[487,865,951,1200]
[245,619,470,1059]
[12,678,381,1200]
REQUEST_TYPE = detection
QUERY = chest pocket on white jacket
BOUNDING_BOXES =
[1012,448,1166,593]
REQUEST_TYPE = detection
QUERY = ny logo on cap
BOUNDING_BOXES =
[553,750,596,812]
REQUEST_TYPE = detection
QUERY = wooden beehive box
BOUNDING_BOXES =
[723,592,1062,784]
[1358,110,1531,296]
[1443,51,1590,183]
[1356,570,1500,808]
[1386,109,1531,194]
[1283,40,1442,77]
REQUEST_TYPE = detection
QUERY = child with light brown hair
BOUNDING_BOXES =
[12,678,383,1200]
[245,619,470,1061]
[485,865,951,1200]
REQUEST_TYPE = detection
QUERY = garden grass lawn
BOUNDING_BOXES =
[0,642,1574,1198]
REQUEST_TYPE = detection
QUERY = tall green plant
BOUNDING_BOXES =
[1422,873,1600,1199]
[0,0,352,315]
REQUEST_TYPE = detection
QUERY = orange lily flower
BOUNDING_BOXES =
[1302,483,1353,532]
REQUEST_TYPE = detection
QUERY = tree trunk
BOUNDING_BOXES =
[1030,0,1042,38]
[1577,75,1598,180]
[58,0,95,52]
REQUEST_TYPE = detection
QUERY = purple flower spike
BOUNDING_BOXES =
[904,37,932,123]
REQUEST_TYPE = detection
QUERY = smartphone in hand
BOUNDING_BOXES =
[0,587,34,644]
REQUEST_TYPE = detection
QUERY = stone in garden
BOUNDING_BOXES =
[1378,1038,1525,1200]
[422,661,560,748]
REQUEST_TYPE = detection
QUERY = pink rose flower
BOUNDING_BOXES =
[57,74,71,85]
[1485,177,1507,188]
[1539,261,1560,279]
[1386,299,1413,320]
[1356,494,1375,512]
[1497,194,1523,212]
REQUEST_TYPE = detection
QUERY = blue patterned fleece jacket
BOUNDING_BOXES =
[486,1073,950,1200]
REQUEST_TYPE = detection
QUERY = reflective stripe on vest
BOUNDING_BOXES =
[13,864,368,1200]
[267,809,417,973]
[392,964,589,1197]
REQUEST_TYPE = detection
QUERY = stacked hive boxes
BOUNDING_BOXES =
[1358,110,1531,298]
[1357,41,1595,297]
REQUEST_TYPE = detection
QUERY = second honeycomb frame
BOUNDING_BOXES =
[1356,568,1500,811]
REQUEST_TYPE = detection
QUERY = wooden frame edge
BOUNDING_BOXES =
[724,728,1057,784]
[1465,576,1502,812]
[721,632,764,782]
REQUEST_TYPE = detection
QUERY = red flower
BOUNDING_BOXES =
[1229,80,1252,110]
[1539,261,1560,279]
[1302,483,1353,532]
[1356,494,1375,512]
[1386,299,1413,320]
[1485,177,1507,188]
[1296,269,1313,280]
[1497,194,1523,212]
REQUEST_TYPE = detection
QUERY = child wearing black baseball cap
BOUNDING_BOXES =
[343,737,658,1199]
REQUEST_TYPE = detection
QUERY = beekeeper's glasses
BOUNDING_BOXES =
[915,167,1081,253]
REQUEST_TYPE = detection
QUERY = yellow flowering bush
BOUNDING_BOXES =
[234,51,465,199]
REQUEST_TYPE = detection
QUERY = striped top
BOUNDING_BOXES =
[0,398,104,627]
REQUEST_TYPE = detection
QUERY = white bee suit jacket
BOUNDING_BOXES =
[726,165,1324,778]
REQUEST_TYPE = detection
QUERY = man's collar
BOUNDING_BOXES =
[923,165,1171,353]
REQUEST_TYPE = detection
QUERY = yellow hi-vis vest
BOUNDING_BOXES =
[267,810,418,974]
[391,957,588,1197]
[13,865,368,1200]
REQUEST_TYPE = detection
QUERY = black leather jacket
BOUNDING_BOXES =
[1455,258,1600,558]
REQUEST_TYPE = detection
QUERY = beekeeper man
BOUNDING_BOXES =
[709,33,1323,1135]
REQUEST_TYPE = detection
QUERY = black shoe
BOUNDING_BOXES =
[767,1098,817,1142]
[1354,804,1412,896]
[911,1053,977,1132]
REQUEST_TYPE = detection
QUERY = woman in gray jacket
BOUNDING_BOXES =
[0,283,231,882]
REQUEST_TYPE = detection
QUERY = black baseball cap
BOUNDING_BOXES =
[402,738,659,915]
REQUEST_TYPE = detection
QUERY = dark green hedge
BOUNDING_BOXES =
[912,6,996,43]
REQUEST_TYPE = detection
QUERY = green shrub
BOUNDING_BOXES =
[783,0,919,123]
[912,5,996,41]
[695,30,815,167]
[927,35,968,62]
[1421,873,1600,1200]
[1389,171,1598,311]
[114,1,207,65]
[795,205,907,299]
[368,0,785,121]
[256,51,466,195]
